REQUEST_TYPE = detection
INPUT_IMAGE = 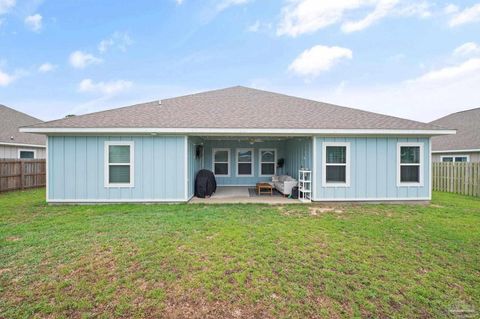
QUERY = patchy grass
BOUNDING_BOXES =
[0,190,479,318]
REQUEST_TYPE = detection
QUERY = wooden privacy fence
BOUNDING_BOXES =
[433,162,480,197]
[0,159,46,192]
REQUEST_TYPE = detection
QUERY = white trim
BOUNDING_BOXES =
[20,127,457,136]
[18,149,36,159]
[104,141,134,188]
[322,142,351,187]
[47,198,187,203]
[0,142,45,148]
[46,137,49,202]
[212,148,230,177]
[184,136,188,201]
[313,197,431,202]
[432,149,480,153]
[236,148,254,177]
[397,142,424,187]
[312,137,317,201]
[429,138,432,200]
[440,155,470,162]
[259,148,277,177]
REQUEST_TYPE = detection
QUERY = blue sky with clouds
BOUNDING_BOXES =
[0,0,479,122]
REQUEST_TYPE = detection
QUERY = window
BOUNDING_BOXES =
[259,149,276,176]
[18,149,36,159]
[213,148,230,176]
[236,148,253,176]
[441,155,470,163]
[104,141,134,187]
[322,142,350,187]
[397,142,423,186]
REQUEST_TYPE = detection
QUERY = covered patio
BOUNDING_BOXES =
[189,186,302,204]
[187,136,313,203]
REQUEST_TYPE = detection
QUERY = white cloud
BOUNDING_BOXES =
[448,3,480,27]
[289,45,352,78]
[38,63,56,73]
[410,58,480,83]
[217,0,250,12]
[0,69,14,86]
[453,42,480,57]
[78,79,133,95]
[69,51,102,69]
[341,0,398,33]
[24,13,42,32]
[247,20,260,32]
[444,4,459,14]
[0,0,15,15]
[98,32,133,53]
[175,0,184,4]
[277,0,431,36]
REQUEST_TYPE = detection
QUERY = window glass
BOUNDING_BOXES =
[442,157,453,162]
[237,150,252,162]
[214,150,229,162]
[19,151,34,159]
[400,147,420,164]
[109,145,130,163]
[400,166,420,183]
[109,166,130,183]
[261,163,275,175]
[214,163,228,175]
[237,149,252,175]
[326,146,346,164]
[455,157,468,162]
[326,166,346,183]
[261,150,275,162]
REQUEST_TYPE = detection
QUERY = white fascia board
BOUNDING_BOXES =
[0,142,46,148]
[432,149,480,153]
[19,127,457,136]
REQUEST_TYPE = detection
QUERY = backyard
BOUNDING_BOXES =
[0,190,479,318]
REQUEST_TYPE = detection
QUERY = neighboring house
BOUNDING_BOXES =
[430,107,480,163]
[0,105,46,159]
[21,86,455,203]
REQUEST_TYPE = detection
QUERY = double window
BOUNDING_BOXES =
[441,155,469,163]
[18,149,36,159]
[397,143,423,186]
[236,148,254,176]
[322,142,350,187]
[213,148,230,176]
[104,141,134,187]
[260,149,276,176]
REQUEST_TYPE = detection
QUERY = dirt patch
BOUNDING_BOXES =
[309,207,344,216]
[5,236,21,242]
[0,268,11,275]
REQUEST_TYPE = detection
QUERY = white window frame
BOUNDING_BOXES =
[259,148,277,177]
[236,148,254,177]
[322,142,351,187]
[441,155,470,163]
[18,149,36,159]
[212,148,230,177]
[397,142,424,187]
[104,141,134,188]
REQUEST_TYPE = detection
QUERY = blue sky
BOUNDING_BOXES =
[0,0,479,122]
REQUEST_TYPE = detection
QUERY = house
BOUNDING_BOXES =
[430,107,480,163]
[21,86,455,203]
[0,105,46,159]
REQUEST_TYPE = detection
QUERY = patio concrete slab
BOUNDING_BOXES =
[189,186,302,204]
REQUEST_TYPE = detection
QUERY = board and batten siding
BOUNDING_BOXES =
[187,137,203,198]
[0,144,46,159]
[48,136,187,202]
[313,136,431,201]
[284,138,312,180]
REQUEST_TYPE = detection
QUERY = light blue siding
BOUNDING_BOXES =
[313,136,431,200]
[187,137,203,198]
[284,138,312,180]
[48,135,187,202]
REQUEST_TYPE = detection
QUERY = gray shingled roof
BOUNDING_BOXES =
[0,105,45,146]
[26,86,446,131]
[431,107,480,151]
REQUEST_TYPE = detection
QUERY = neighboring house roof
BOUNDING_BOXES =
[21,86,453,135]
[430,107,480,152]
[0,105,46,146]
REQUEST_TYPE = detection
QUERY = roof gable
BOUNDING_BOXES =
[23,86,449,133]
[0,105,46,146]
[431,107,480,151]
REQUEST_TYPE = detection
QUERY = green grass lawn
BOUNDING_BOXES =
[0,190,479,318]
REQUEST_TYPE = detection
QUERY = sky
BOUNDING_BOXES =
[0,0,479,123]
